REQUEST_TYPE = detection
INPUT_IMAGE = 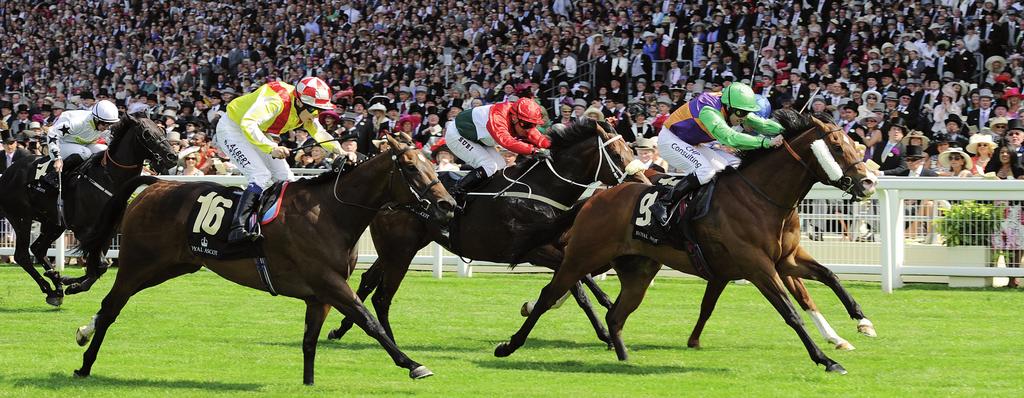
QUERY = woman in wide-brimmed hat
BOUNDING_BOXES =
[966,133,996,175]
[1003,87,1023,119]
[937,147,974,177]
[985,56,1007,86]
[859,90,883,116]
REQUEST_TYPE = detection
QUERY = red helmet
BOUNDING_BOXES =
[511,98,544,125]
[295,76,334,110]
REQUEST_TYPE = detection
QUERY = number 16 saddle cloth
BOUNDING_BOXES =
[186,182,289,260]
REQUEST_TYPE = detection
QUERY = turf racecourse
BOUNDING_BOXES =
[0,266,1020,397]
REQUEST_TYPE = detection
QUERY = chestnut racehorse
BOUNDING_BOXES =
[495,110,877,374]
[73,135,455,384]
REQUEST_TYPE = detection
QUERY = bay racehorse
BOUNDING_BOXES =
[73,134,455,384]
[494,110,876,374]
[631,170,879,350]
[0,114,175,306]
[327,118,647,346]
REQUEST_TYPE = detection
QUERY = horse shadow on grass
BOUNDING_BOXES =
[477,338,680,351]
[12,372,263,392]
[259,340,481,353]
[472,359,728,375]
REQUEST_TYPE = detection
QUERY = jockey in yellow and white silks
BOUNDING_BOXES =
[215,76,353,242]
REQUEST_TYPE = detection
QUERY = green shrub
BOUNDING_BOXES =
[935,201,1003,247]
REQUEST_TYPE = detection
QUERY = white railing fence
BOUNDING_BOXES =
[2,175,1023,292]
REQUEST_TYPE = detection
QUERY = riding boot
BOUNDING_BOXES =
[451,167,488,199]
[655,174,702,226]
[227,184,263,243]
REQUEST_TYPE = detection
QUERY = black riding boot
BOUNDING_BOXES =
[654,174,701,226]
[227,184,262,243]
[42,154,85,188]
[451,167,487,199]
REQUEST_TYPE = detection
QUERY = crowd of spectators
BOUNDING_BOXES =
[0,0,1022,179]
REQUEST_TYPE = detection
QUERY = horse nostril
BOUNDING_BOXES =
[861,178,876,191]
[438,200,455,212]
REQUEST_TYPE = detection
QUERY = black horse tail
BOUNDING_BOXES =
[76,175,159,276]
[510,197,590,266]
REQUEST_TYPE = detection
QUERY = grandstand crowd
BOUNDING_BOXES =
[1,0,1023,179]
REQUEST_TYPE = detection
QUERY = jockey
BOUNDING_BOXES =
[216,77,353,242]
[445,97,551,195]
[46,99,120,176]
[654,82,785,224]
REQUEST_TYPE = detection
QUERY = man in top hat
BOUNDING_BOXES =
[1,130,31,174]
[337,133,369,165]
[871,117,910,176]
[943,114,971,148]
[1005,119,1024,156]
[966,89,995,130]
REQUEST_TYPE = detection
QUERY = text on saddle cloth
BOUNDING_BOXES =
[186,182,289,260]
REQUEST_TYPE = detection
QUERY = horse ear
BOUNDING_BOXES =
[385,133,402,151]
[809,115,830,131]
[399,131,413,143]
[594,120,608,137]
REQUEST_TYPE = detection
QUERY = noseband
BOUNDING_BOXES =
[780,125,864,196]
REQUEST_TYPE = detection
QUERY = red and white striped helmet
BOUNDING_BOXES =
[295,77,335,110]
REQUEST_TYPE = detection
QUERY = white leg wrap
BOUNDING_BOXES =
[807,310,853,350]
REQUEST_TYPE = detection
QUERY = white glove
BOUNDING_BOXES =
[270,146,291,159]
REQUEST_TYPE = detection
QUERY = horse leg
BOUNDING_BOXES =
[327,259,384,341]
[520,245,612,346]
[64,255,111,295]
[32,222,66,305]
[9,218,59,306]
[782,276,854,350]
[494,261,596,358]
[791,247,876,337]
[301,300,330,385]
[582,274,614,309]
[748,271,846,374]
[368,257,413,343]
[76,261,200,377]
[318,279,432,379]
[687,278,730,349]
[605,256,660,361]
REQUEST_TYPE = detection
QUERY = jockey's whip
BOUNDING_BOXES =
[294,137,344,153]
[798,87,821,114]
[56,166,66,227]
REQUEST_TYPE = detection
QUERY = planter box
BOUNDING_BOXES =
[905,245,1007,288]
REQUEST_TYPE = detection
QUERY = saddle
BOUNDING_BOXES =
[186,181,288,260]
[631,174,717,278]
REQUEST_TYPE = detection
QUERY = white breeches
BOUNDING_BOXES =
[657,127,741,184]
[215,117,292,189]
[445,121,506,177]
[59,142,107,159]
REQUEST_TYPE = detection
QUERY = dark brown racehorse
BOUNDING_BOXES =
[73,135,455,384]
[0,114,176,306]
[327,119,646,346]
[494,110,877,374]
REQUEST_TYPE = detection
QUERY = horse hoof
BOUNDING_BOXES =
[326,329,341,341]
[825,363,848,375]
[835,341,856,351]
[73,369,90,378]
[520,302,533,317]
[65,284,84,295]
[494,342,516,357]
[687,339,701,349]
[44,270,60,279]
[858,325,877,337]
[75,327,91,347]
[409,365,434,379]
[46,294,63,307]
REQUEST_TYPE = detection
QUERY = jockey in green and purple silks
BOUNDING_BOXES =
[652,82,785,224]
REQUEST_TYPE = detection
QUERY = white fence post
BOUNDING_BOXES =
[457,256,472,277]
[879,189,901,293]
[432,242,443,279]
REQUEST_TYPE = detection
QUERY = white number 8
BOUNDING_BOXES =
[193,192,234,235]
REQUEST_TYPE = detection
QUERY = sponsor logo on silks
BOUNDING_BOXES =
[225,143,253,169]
[671,143,702,168]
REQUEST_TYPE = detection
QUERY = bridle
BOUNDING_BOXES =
[735,123,865,209]
[332,145,443,213]
[101,118,169,170]
[543,133,629,187]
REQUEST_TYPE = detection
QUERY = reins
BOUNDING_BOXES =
[331,145,442,213]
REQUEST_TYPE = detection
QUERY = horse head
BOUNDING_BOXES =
[546,118,649,187]
[386,133,456,222]
[774,109,877,200]
[108,113,177,171]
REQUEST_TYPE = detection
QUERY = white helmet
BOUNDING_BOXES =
[295,76,335,110]
[92,100,120,124]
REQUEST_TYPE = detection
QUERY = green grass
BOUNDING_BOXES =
[0,265,1021,397]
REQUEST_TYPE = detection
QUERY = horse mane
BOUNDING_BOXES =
[739,110,835,168]
[548,118,612,152]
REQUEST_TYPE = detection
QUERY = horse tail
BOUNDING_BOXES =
[76,175,159,275]
[510,197,590,265]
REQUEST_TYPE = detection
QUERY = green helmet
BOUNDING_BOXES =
[721,82,760,113]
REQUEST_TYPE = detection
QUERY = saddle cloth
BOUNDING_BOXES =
[631,174,714,249]
[186,182,289,260]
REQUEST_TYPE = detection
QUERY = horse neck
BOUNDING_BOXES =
[729,136,817,217]
[530,141,600,203]
[316,153,396,234]
[101,131,143,181]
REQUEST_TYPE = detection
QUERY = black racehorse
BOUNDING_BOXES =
[0,114,176,306]
[327,118,647,345]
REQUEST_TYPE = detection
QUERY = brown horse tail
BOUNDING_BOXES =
[76,175,160,276]
[510,197,590,266]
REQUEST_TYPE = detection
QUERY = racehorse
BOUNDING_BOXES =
[73,134,455,384]
[632,171,878,350]
[0,114,176,306]
[326,118,646,346]
[494,110,877,374]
